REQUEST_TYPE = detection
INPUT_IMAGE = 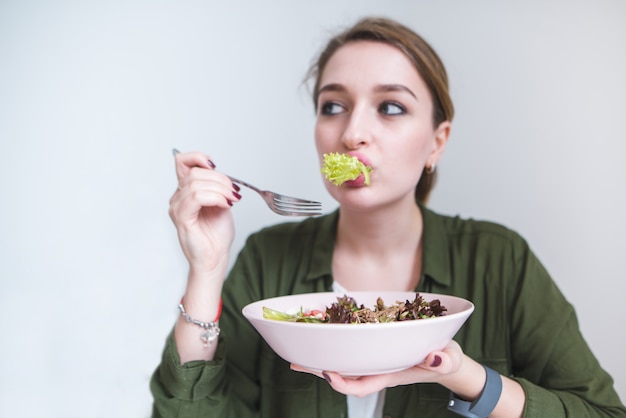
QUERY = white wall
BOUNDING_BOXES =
[1,1,624,416]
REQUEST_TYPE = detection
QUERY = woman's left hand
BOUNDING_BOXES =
[291,340,464,398]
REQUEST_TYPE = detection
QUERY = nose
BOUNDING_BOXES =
[341,105,372,149]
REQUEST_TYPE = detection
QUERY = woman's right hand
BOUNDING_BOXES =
[169,151,241,276]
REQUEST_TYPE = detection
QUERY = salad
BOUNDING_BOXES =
[262,293,447,324]
[321,152,373,186]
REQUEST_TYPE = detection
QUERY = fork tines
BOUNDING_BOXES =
[272,197,322,216]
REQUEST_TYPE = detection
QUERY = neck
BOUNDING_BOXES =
[336,198,423,255]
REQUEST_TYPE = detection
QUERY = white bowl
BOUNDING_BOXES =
[242,291,474,376]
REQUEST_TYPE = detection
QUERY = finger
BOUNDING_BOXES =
[174,151,216,182]
[170,186,239,224]
[418,343,462,375]
[170,177,240,220]
[179,170,234,193]
[291,364,391,398]
[290,364,326,379]
[322,372,390,398]
[172,168,240,206]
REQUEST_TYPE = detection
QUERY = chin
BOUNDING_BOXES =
[328,188,376,210]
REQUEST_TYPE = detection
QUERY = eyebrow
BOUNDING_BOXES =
[318,83,418,100]
[375,84,417,99]
[317,83,345,95]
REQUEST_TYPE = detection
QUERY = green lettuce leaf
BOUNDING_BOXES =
[321,152,372,186]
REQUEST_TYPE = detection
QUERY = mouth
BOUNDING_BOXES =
[344,152,372,187]
[341,174,369,187]
[320,151,374,187]
[347,151,372,168]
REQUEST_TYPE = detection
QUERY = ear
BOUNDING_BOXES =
[428,120,451,167]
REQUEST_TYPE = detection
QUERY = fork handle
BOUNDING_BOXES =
[226,176,261,193]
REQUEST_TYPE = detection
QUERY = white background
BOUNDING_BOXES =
[1,1,624,417]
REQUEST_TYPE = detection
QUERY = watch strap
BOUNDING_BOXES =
[447,365,503,417]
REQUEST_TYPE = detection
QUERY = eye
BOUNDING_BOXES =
[320,102,345,115]
[379,102,406,115]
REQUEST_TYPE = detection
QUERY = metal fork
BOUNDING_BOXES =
[172,149,322,217]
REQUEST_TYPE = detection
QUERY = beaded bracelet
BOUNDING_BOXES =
[178,298,222,347]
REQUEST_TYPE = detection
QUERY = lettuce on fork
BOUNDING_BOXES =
[321,152,373,186]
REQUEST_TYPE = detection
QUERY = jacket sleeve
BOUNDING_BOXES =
[150,235,266,418]
[508,237,626,417]
[150,332,230,417]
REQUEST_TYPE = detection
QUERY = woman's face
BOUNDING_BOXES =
[315,40,450,210]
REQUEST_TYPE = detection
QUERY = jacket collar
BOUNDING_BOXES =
[420,203,452,287]
[305,210,338,282]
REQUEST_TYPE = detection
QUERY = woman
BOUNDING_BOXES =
[151,17,626,417]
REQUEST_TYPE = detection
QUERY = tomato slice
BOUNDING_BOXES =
[303,309,326,320]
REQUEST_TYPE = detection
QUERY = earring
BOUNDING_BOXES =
[426,162,436,174]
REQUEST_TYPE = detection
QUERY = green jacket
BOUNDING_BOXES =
[151,206,626,417]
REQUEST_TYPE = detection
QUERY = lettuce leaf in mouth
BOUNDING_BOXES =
[321,152,372,186]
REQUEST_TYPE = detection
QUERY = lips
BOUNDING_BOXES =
[342,174,368,187]
[320,151,374,187]
[347,151,372,168]
[343,151,372,187]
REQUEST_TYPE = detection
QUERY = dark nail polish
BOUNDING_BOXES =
[233,191,242,200]
[322,372,332,383]
[431,355,442,368]
[207,159,216,169]
[227,199,233,207]
[232,183,240,192]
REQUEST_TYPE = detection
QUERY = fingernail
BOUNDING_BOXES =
[431,355,442,367]
[227,199,233,207]
[232,183,240,192]
[207,159,216,169]
[232,191,242,200]
[322,372,332,383]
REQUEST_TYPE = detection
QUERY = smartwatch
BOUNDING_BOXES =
[447,365,503,418]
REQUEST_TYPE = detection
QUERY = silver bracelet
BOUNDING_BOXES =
[178,302,221,347]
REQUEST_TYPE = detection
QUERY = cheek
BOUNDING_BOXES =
[313,125,323,156]
[314,121,333,154]
[386,133,433,177]
[407,126,439,158]
[387,157,423,185]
